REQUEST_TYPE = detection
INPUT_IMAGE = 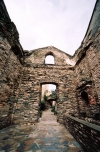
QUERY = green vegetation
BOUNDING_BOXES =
[51,105,57,115]
[40,110,42,117]
[40,99,46,110]
[40,90,57,117]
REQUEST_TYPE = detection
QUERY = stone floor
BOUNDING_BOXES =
[0,109,83,152]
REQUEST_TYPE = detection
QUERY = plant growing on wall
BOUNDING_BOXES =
[51,105,57,115]
[40,94,47,112]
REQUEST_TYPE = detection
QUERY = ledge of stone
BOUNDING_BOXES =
[66,114,100,131]
[23,63,74,70]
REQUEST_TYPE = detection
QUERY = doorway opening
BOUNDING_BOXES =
[40,83,57,116]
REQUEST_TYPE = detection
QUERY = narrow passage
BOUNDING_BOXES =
[0,109,83,152]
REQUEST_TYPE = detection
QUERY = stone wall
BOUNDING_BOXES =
[0,0,79,126]
[0,36,23,129]
[0,0,100,145]
[63,1,100,151]
[13,47,78,125]
[64,114,100,152]
[69,0,100,125]
[24,46,71,65]
[74,26,100,125]
[0,0,24,129]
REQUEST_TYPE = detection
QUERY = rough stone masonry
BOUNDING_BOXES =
[0,0,100,152]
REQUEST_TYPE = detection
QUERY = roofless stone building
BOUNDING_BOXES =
[0,0,100,151]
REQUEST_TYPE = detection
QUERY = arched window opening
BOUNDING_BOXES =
[81,91,89,105]
[45,55,55,64]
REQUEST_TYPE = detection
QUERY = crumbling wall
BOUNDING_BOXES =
[0,36,23,129]
[0,0,78,127]
[68,0,100,125]
[0,0,100,138]
[64,115,100,152]
[74,28,100,125]
[13,47,78,125]
[64,1,100,151]
[24,46,71,65]
[0,0,23,129]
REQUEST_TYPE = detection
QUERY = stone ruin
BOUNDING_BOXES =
[0,0,100,151]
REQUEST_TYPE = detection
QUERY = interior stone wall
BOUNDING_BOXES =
[64,1,100,151]
[13,47,78,125]
[74,27,100,125]
[24,46,71,65]
[86,29,100,102]
[64,114,100,152]
[70,0,100,126]
[0,0,24,129]
[0,36,23,129]
[0,0,100,135]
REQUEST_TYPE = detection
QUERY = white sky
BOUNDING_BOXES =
[4,0,96,55]
[49,84,56,91]
[45,55,54,64]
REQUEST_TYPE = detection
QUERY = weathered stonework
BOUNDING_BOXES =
[64,114,100,152]
[0,36,23,129]
[0,0,100,151]
[13,46,77,125]
[0,0,24,129]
